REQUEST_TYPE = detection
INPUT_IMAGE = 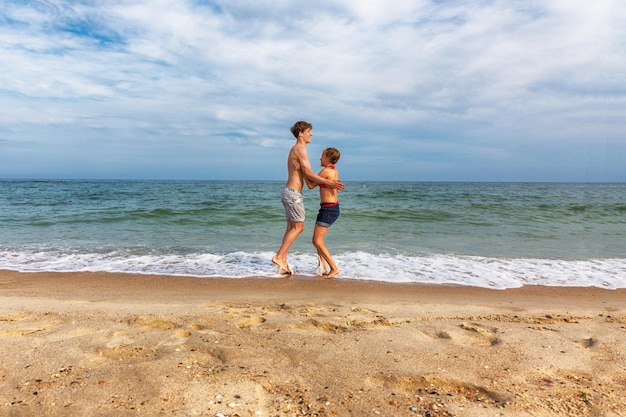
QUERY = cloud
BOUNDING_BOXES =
[1,0,625,181]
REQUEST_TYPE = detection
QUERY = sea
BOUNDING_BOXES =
[1,180,625,289]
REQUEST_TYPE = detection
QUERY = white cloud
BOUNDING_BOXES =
[1,0,625,181]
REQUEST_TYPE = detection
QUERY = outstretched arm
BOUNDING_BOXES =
[293,160,319,189]
[305,176,318,189]
[295,148,345,190]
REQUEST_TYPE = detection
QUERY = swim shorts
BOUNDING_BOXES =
[316,202,340,227]
[281,187,305,222]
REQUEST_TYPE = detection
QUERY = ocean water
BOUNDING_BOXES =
[1,180,625,289]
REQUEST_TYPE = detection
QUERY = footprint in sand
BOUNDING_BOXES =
[98,343,158,362]
[0,312,32,322]
[458,322,501,347]
[425,328,453,340]
[365,374,513,407]
[290,319,349,334]
[578,337,596,348]
[236,317,267,329]
[127,315,179,331]
[106,331,135,349]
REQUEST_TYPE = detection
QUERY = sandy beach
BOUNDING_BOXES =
[1,270,625,416]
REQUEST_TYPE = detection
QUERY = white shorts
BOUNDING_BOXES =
[281,187,305,222]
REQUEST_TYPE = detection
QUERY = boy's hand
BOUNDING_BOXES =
[328,179,345,191]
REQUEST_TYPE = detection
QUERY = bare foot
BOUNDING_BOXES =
[323,269,340,279]
[272,256,292,275]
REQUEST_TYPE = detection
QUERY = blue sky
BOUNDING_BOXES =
[1,0,625,182]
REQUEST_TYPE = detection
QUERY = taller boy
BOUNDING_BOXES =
[272,121,345,275]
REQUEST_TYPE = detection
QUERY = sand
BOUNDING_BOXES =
[1,270,625,417]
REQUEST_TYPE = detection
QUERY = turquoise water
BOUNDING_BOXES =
[1,180,625,288]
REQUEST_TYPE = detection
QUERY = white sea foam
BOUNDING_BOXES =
[1,249,624,289]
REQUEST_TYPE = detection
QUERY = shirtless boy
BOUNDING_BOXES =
[306,147,342,278]
[272,121,345,275]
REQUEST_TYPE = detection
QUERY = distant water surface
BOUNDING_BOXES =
[1,180,624,289]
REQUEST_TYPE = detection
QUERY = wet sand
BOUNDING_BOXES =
[1,270,625,416]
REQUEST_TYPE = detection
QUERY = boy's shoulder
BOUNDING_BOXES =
[321,166,338,176]
[292,143,308,155]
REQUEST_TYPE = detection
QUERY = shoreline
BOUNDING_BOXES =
[2,270,625,416]
[2,269,625,301]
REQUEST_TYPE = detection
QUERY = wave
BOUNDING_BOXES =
[1,249,624,290]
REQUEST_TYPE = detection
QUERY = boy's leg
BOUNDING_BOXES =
[273,220,304,274]
[312,224,339,278]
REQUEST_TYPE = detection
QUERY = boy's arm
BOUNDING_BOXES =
[313,168,335,188]
[305,176,317,189]
[293,160,318,189]
[296,148,345,190]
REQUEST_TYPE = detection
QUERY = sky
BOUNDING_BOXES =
[1,0,625,182]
